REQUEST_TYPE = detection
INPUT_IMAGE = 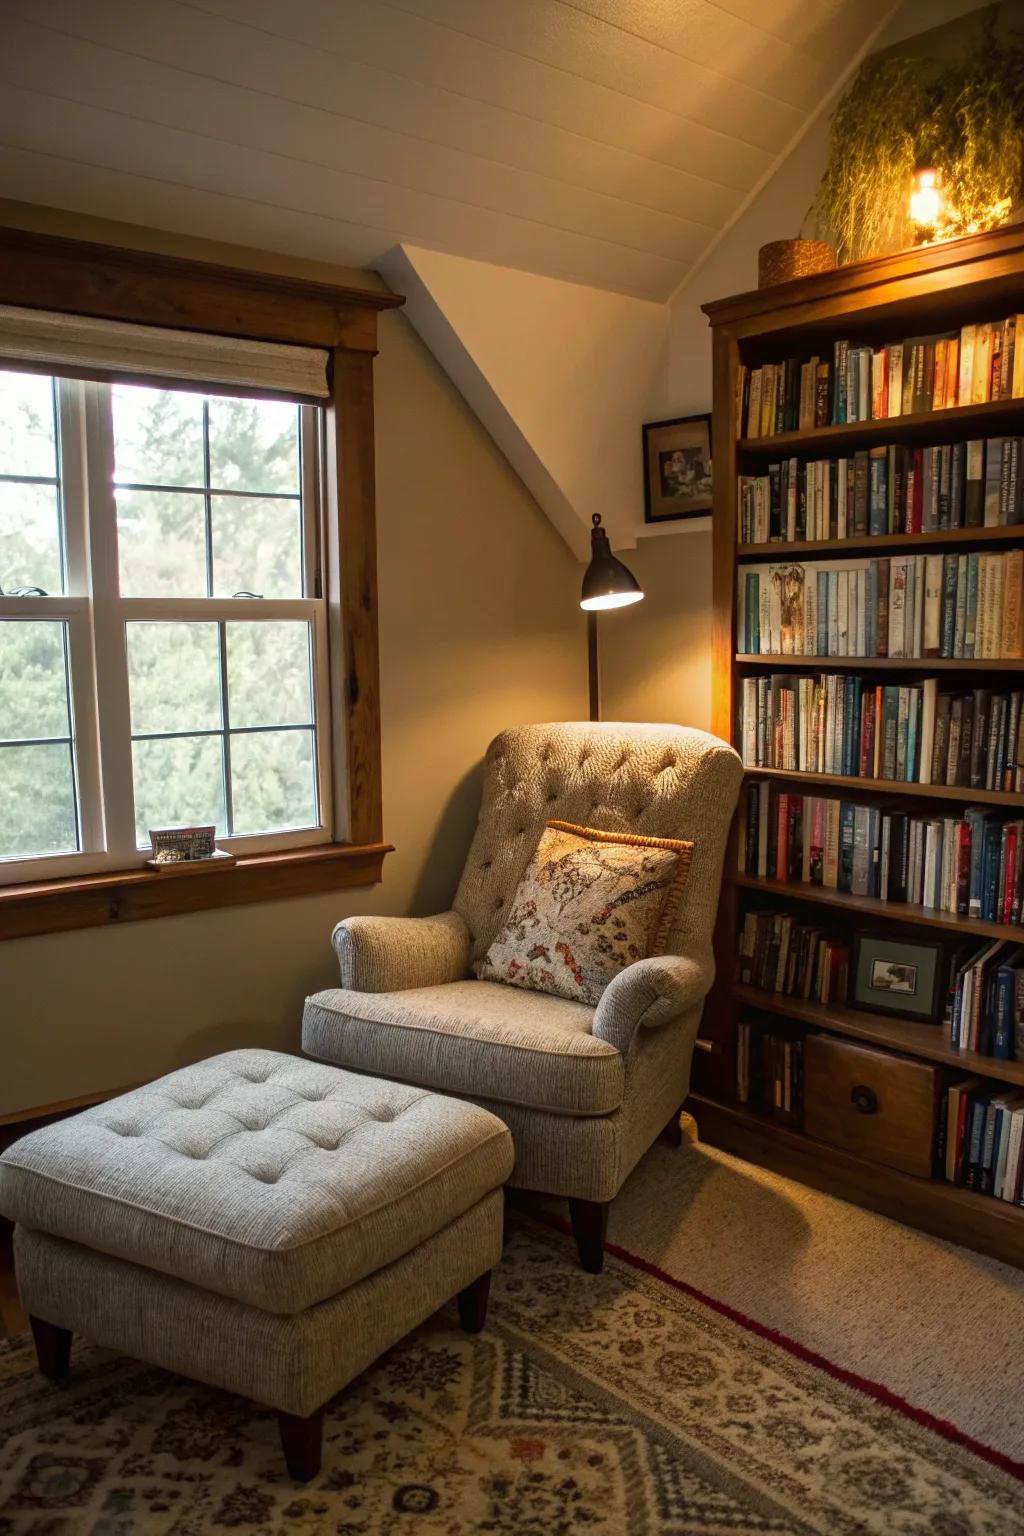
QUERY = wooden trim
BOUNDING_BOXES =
[0,226,402,351]
[701,223,1024,328]
[0,842,393,941]
[0,227,397,904]
[326,350,383,845]
[733,985,1024,1088]
[689,1094,1024,1269]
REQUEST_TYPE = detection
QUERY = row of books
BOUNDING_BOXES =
[738,782,1024,929]
[941,1078,1024,1201]
[736,436,1024,544]
[738,553,1024,659]
[738,909,848,1004]
[737,315,1024,438]
[947,942,1024,1057]
[735,1020,802,1125]
[740,676,1024,790]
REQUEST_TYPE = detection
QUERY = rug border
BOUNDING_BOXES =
[538,1213,1024,1485]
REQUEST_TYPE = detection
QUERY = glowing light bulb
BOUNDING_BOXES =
[910,166,943,229]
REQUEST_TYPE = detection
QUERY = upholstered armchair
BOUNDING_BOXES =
[302,722,742,1271]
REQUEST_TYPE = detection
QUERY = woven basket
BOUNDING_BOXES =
[758,239,836,288]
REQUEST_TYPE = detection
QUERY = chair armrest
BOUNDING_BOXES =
[332,911,471,993]
[592,955,710,1055]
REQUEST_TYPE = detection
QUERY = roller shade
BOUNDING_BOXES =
[0,305,330,400]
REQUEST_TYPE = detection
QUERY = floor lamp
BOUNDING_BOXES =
[579,514,644,721]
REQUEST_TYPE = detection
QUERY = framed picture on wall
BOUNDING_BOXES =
[642,413,713,524]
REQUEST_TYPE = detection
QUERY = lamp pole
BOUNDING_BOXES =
[579,514,643,723]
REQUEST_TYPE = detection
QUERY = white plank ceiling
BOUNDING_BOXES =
[0,0,893,299]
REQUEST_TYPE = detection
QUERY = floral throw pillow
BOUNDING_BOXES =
[473,820,693,1008]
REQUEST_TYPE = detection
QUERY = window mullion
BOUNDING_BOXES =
[83,382,140,865]
[54,380,104,857]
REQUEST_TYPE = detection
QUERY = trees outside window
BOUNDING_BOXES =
[0,370,331,882]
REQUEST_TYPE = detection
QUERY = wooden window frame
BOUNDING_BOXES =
[0,226,403,940]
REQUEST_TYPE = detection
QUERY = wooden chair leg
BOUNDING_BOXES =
[659,1106,685,1148]
[29,1316,72,1383]
[277,1406,324,1482]
[569,1198,609,1274]
[457,1270,491,1333]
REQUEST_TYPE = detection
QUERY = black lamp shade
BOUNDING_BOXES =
[580,515,644,611]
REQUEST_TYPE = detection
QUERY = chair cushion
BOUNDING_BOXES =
[0,1049,513,1315]
[302,980,624,1117]
[474,819,692,1006]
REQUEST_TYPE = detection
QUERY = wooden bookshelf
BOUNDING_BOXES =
[731,871,1022,943]
[739,523,1024,559]
[739,393,1024,454]
[734,985,1024,1087]
[701,226,1024,1270]
[742,766,1020,806]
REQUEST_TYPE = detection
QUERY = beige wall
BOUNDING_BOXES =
[598,529,713,733]
[0,207,585,1116]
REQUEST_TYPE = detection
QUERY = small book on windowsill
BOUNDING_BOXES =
[144,849,236,873]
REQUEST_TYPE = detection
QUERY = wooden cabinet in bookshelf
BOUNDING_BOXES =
[701,226,1024,1270]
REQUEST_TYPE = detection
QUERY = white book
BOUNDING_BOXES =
[1001,1109,1024,1202]
[888,344,904,417]
[924,553,943,656]
[836,570,849,655]
[958,324,976,406]
[837,458,848,539]
[910,555,924,658]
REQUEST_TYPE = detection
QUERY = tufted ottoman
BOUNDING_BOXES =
[0,1049,513,1480]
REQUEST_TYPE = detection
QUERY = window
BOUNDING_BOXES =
[0,370,332,883]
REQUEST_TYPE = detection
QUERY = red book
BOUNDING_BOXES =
[956,820,971,916]
[776,792,790,882]
[910,447,924,532]
[1003,825,1018,926]
[860,691,876,778]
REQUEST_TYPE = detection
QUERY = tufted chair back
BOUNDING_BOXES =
[453,722,743,976]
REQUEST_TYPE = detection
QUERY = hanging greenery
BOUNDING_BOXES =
[815,9,1024,264]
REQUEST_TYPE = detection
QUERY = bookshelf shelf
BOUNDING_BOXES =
[731,871,1022,943]
[703,227,1024,1269]
[741,766,1021,806]
[738,396,1024,455]
[735,653,1024,671]
[734,984,1024,1088]
[737,524,1024,560]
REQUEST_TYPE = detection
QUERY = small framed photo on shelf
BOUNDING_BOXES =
[642,413,713,523]
[851,935,944,1023]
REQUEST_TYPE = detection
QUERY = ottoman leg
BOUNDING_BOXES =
[457,1270,491,1333]
[30,1316,72,1382]
[277,1406,324,1482]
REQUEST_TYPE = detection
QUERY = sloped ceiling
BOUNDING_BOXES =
[0,0,895,301]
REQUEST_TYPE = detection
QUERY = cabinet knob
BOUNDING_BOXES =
[850,1085,879,1115]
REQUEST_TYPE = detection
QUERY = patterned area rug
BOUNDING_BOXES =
[1,1217,1020,1535]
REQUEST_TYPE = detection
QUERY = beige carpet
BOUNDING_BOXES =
[606,1138,1024,1463]
[2,1216,1021,1534]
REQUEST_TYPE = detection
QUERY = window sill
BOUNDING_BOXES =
[0,841,393,941]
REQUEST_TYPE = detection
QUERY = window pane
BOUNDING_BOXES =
[133,735,225,845]
[0,743,78,858]
[226,622,312,728]
[127,622,222,735]
[0,481,62,595]
[117,489,207,597]
[211,495,302,598]
[0,621,71,741]
[0,371,57,479]
[208,397,300,494]
[230,729,316,835]
[112,385,204,488]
